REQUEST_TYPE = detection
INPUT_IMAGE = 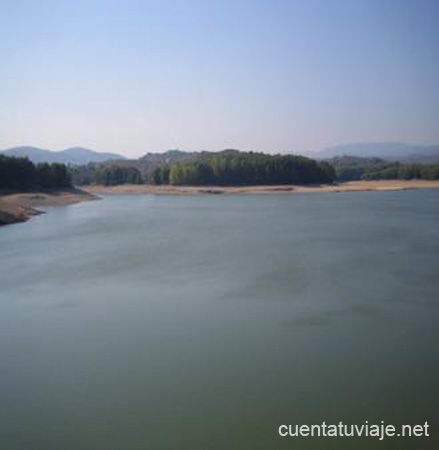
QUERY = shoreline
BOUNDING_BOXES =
[0,188,98,226]
[2,180,438,226]
[83,179,439,195]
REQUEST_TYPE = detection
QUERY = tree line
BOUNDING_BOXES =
[152,151,335,186]
[325,156,439,181]
[55,150,439,187]
[0,155,71,190]
[69,164,143,185]
[94,166,142,185]
[327,156,389,181]
[363,163,439,180]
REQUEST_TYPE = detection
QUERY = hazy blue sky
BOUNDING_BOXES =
[1,0,438,157]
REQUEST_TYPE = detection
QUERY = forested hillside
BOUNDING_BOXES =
[152,151,335,186]
[326,156,439,181]
[363,163,439,180]
[327,156,391,181]
[71,150,335,186]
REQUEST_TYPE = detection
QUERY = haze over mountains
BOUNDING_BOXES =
[0,146,126,165]
[312,142,439,163]
[2,142,439,165]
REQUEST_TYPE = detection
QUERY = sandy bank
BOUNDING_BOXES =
[0,188,99,226]
[84,180,439,195]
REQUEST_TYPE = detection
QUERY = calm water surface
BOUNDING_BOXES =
[0,191,438,450]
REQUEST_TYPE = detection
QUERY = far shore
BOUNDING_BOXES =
[2,180,438,226]
[0,188,98,226]
[84,179,439,195]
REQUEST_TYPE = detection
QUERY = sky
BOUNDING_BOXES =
[1,0,438,157]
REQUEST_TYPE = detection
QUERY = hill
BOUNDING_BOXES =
[1,146,126,165]
[325,156,390,181]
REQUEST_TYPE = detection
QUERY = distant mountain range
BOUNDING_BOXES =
[312,142,439,163]
[0,146,126,165]
[2,142,438,166]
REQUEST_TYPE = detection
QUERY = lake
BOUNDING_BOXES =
[0,190,438,450]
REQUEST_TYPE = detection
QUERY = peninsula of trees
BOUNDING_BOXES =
[152,151,335,186]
